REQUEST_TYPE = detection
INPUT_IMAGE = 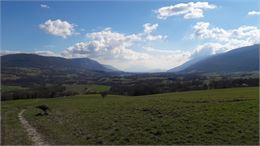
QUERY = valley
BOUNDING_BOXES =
[1,45,259,145]
[1,1,260,145]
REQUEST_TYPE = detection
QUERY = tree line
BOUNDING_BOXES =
[1,75,259,100]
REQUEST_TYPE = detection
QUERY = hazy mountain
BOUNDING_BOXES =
[102,64,120,72]
[167,56,209,72]
[1,53,119,72]
[180,44,259,73]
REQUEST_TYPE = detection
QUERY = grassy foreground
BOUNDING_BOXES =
[1,87,259,145]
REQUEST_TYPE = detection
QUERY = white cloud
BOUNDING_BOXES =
[62,27,187,71]
[0,50,21,56]
[191,43,227,59]
[34,50,60,57]
[248,11,260,16]
[63,25,167,59]
[192,22,230,40]
[94,47,191,72]
[63,28,148,60]
[139,47,191,71]
[40,4,50,9]
[39,19,76,38]
[191,22,260,57]
[145,34,167,41]
[193,22,260,45]
[143,23,158,33]
[156,2,216,19]
[142,23,167,41]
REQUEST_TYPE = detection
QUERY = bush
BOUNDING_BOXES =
[36,105,49,115]
[100,91,108,98]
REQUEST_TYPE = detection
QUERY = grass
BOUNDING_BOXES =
[1,74,21,80]
[64,84,110,94]
[1,85,27,92]
[1,87,259,145]
[1,99,38,145]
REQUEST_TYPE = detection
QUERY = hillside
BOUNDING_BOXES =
[167,56,209,72]
[102,64,120,72]
[1,53,119,72]
[168,44,259,73]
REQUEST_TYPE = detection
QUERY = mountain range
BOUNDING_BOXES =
[168,44,259,73]
[1,53,120,72]
[1,44,259,74]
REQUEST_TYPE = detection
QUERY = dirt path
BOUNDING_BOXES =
[18,109,49,145]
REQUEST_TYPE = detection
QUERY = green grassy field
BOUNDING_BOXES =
[1,87,259,145]
[64,84,110,94]
[1,85,27,92]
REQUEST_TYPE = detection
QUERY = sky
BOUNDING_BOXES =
[1,0,260,72]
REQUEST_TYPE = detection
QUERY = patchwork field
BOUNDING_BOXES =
[1,85,27,92]
[1,87,259,145]
[64,84,110,94]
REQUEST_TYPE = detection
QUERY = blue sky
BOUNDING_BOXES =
[1,0,260,72]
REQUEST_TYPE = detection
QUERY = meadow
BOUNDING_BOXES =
[1,87,259,145]
[1,85,26,92]
[64,84,110,94]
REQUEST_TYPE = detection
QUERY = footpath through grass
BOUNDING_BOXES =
[1,87,259,145]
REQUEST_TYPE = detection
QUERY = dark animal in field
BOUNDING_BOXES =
[35,105,49,116]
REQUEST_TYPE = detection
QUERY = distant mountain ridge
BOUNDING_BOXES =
[1,53,120,72]
[102,64,120,72]
[168,44,259,73]
[2,44,259,74]
[167,56,209,72]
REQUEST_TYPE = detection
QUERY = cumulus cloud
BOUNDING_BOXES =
[193,22,260,44]
[40,4,50,9]
[63,24,166,59]
[63,28,151,60]
[248,11,260,16]
[156,2,216,19]
[63,28,147,60]
[142,23,166,41]
[39,19,76,38]
[192,22,229,40]
[143,23,158,33]
[191,43,227,59]
[191,21,260,57]
[61,26,187,71]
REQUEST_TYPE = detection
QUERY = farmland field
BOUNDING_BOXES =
[64,84,110,94]
[1,87,259,145]
[1,85,26,92]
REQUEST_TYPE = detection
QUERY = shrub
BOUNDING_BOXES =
[36,105,49,115]
[100,91,108,98]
